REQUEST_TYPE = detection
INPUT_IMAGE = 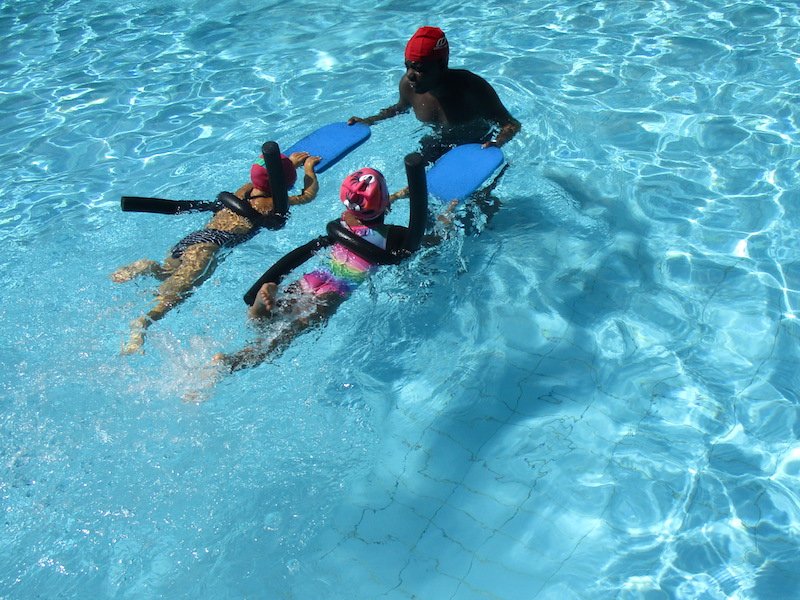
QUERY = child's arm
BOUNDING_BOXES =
[234,182,254,198]
[421,200,459,246]
[389,186,409,204]
[288,155,321,206]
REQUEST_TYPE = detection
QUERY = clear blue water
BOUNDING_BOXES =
[2,0,799,598]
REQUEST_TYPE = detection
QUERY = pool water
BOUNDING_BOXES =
[2,0,800,598]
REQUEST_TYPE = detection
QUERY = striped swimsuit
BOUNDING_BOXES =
[170,228,256,259]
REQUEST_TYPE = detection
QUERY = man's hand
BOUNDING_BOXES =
[347,116,375,126]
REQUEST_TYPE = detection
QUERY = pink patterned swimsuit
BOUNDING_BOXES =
[300,222,387,297]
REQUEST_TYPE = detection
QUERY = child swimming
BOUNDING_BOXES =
[214,159,428,372]
[112,150,321,354]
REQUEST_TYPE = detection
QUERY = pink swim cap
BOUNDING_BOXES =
[405,26,449,65]
[340,168,389,221]
[250,154,297,193]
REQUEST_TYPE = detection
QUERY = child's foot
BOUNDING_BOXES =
[121,317,149,354]
[121,333,144,355]
[111,259,160,283]
[248,283,278,318]
[182,361,223,403]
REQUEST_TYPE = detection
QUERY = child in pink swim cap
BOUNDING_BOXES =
[340,167,391,221]
[214,166,421,372]
[111,149,320,355]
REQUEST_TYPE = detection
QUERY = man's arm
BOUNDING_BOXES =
[469,73,521,147]
[348,79,412,125]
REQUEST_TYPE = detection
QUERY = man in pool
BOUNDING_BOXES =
[348,26,521,163]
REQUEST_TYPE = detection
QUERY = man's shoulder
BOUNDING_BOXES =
[447,68,487,79]
[444,68,492,89]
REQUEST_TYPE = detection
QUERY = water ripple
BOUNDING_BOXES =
[2,0,800,598]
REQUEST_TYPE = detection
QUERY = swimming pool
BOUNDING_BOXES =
[2,0,799,597]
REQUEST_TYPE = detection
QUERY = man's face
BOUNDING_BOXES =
[405,60,443,93]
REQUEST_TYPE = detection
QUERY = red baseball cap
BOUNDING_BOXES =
[405,26,449,65]
[250,154,297,193]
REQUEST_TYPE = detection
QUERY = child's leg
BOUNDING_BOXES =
[122,243,218,354]
[111,259,163,283]
[216,290,344,371]
[148,243,218,320]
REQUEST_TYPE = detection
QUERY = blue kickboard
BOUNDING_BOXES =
[427,144,505,202]
[284,122,371,175]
